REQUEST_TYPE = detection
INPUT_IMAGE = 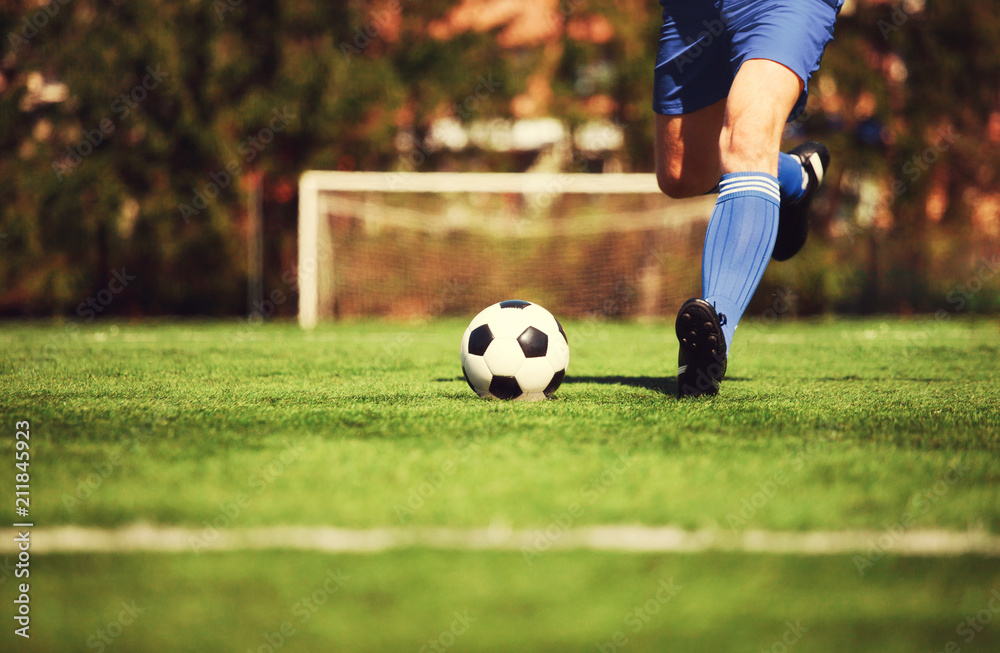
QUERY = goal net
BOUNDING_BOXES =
[298,172,714,327]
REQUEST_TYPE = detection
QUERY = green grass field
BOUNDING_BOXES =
[2,317,999,652]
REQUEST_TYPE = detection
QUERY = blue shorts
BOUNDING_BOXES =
[654,0,840,120]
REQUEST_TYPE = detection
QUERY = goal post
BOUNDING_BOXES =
[297,171,714,328]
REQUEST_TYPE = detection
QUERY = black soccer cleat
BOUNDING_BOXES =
[675,298,728,398]
[772,141,830,262]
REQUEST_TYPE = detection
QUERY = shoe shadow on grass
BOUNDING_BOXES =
[564,375,677,396]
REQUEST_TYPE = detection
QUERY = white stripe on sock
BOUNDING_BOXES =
[720,181,781,194]
[719,185,781,202]
[720,175,779,189]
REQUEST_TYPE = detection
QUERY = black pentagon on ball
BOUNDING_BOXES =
[499,299,532,309]
[489,375,522,400]
[544,369,566,398]
[467,324,494,356]
[556,319,568,343]
[517,326,548,358]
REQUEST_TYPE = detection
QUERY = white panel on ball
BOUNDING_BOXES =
[483,338,525,377]
[516,357,557,394]
[488,310,533,340]
[462,355,493,394]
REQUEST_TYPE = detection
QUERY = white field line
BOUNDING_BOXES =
[2,525,1000,556]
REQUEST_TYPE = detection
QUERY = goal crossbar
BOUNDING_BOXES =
[300,171,668,195]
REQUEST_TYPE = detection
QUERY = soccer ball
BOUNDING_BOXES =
[460,300,569,401]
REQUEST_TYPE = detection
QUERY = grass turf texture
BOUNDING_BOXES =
[3,551,1000,653]
[1,318,997,531]
[1,317,999,651]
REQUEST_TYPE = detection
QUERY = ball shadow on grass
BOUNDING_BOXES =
[436,375,748,398]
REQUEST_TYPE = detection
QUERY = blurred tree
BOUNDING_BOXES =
[0,0,997,317]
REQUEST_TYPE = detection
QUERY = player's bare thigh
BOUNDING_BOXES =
[654,98,726,199]
[720,59,802,176]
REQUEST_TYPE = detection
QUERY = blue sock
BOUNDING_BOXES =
[702,172,781,349]
[777,151,806,202]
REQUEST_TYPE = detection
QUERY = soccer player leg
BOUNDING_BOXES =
[652,1,732,198]
[655,105,726,199]
[705,58,803,349]
[722,0,839,260]
[677,60,801,397]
